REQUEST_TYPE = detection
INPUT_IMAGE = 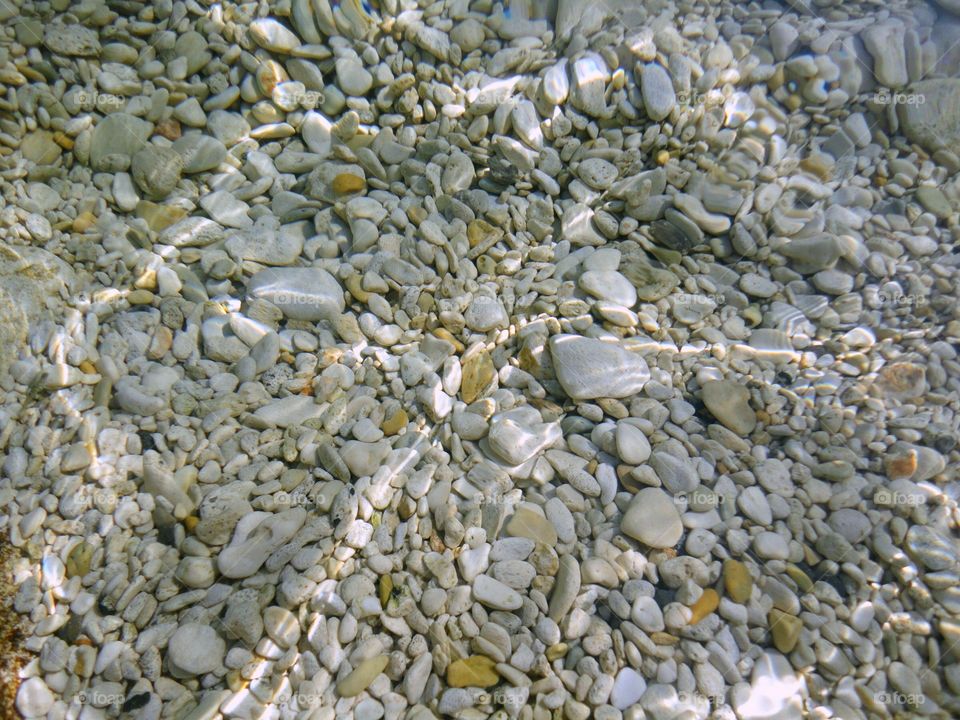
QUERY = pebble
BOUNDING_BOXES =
[167,624,225,677]
[246,267,344,321]
[16,678,54,718]
[338,655,390,698]
[621,488,683,549]
[131,146,183,199]
[446,656,499,688]
[549,335,650,401]
[701,380,756,436]
[724,559,753,603]
[473,573,523,610]
[640,62,676,121]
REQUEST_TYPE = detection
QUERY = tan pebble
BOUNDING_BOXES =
[127,289,155,305]
[505,506,558,546]
[545,643,568,661]
[688,588,719,625]
[784,563,814,593]
[723,559,752,604]
[72,211,97,232]
[336,655,389,697]
[446,655,499,688]
[381,408,408,436]
[53,131,74,150]
[467,218,499,248]
[332,173,366,195]
[769,608,802,653]
[155,118,182,141]
[460,350,495,404]
[431,328,464,353]
[650,632,679,645]
[884,449,917,480]
[379,575,393,608]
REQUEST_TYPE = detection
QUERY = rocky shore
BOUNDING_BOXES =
[2,0,960,718]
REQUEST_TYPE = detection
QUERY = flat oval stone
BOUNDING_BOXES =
[337,655,389,698]
[579,270,637,307]
[640,62,676,121]
[549,334,650,401]
[701,380,756,436]
[473,574,523,610]
[249,18,301,53]
[246,267,344,321]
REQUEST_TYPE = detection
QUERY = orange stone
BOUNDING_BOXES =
[885,449,918,480]
[332,173,366,195]
[688,588,719,625]
[155,118,182,141]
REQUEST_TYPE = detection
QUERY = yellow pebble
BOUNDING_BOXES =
[379,574,393,608]
[127,289,155,305]
[431,328,464,353]
[688,588,719,625]
[53,131,74,150]
[381,408,408,436]
[332,173,366,194]
[650,632,679,645]
[785,564,814,594]
[656,150,671,165]
[183,516,199,532]
[446,656,499,688]
[723,559,753,604]
[72,211,97,232]
[769,608,803,653]
[545,643,568,661]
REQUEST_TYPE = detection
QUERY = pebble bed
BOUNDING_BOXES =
[2,0,960,719]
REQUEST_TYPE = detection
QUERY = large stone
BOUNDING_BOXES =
[131,145,183,199]
[549,334,650,401]
[639,62,676,121]
[167,624,225,677]
[897,80,960,153]
[486,407,562,466]
[0,244,75,375]
[621,487,683,549]
[701,380,757,436]
[246,267,345,321]
[90,113,153,172]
